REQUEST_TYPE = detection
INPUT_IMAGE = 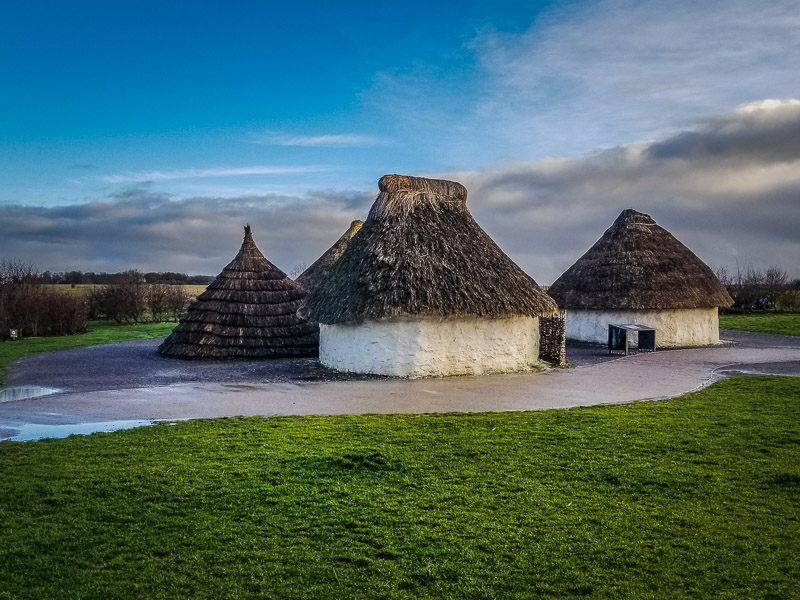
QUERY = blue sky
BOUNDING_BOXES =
[2,0,549,203]
[2,0,799,281]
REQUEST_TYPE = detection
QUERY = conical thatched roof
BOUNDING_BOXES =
[296,220,363,295]
[301,174,557,325]
[158,225,318,358]
[548,209,733,310]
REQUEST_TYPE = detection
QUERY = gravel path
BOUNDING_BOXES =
[1,330,799,441]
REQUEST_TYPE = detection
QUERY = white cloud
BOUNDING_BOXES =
[245,132,382,147]
[101,165,326,184]
[364,0,800,167]
[735,99,800,114]
[475,0,800,155]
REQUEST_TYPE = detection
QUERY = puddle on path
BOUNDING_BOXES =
[0,386,62,403]
[2,420,153,442]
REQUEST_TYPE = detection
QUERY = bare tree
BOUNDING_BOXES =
[763,266,789,309]
[716,263,795,312]
[288,262,308,280]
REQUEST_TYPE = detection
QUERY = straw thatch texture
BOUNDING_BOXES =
[158,225,318,358]
[302,174,557,324]
[296,220,363,294]
[548,209,733,310]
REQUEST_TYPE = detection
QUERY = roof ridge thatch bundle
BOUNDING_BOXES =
[301,174,557,324]
[296,220,363,295]
[547,209,734,310]
[158,225,318,358]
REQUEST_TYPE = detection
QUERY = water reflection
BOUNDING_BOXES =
[0,386,62,403]
[2,420,153,442]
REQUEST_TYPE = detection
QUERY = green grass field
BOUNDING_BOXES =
[43,283,104,296]
[1,375,798,599]
[0,320,175,386]
[720,312,800,336]
[45,283,207,298]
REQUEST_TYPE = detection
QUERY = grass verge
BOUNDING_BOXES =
[0,320,175,386]
[1,375,798,599]
[720,312,800,336]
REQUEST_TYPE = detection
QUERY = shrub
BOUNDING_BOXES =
[0,259,88,338]
[88,271,148,324]
[147,284,189,323]
[90,275,189,324]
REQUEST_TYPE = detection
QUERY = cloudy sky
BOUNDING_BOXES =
[2,0,799,283]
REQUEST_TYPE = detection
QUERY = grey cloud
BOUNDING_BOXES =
[647,101,800,164]
[446,102,800,283]
[3,103,799,286]
[0,189,372,275]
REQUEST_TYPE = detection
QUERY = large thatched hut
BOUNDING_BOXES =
[547,209,733,347]
[158,225,318,358]
[301,174,557,377]
[296,220,363,294]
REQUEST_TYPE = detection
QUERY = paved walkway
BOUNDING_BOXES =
[1,330,799,441]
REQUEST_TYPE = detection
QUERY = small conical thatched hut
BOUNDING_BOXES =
[296,220,363,294]
[548,209,733,347]
[158,225,318,358]
[301,174,558,377]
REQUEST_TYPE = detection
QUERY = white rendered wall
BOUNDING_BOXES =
[319,316,541,377]
[565,308,720,347]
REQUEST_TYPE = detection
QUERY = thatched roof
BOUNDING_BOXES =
[547,209,733,310]
[301,174,557,325]
[296,220,363,295]
[158,225,318,358]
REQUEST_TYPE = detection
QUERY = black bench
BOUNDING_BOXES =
[608,324,656,355]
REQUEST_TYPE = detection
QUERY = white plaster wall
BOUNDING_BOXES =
[320,316,541,377]
[565,308,720,347]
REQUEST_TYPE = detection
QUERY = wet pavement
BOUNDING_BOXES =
[1,330,799,442]
[3,339,380,394]
[0,386,62,403]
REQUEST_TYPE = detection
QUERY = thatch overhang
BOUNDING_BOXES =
[296,220,363,295]
[547,209,734,310]
[301,174,557,325]
[158,225,318,358]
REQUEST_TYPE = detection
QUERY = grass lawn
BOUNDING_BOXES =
[720,312,800,336]
[1,375,798,599]
[0,320,175,386]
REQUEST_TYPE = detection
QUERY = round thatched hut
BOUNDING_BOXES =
[547,209,733,347]
[301,174,558,377]
[158,225,318,358]
[296,220,363,294]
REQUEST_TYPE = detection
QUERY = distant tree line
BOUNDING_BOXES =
[716,265,800,312]
[36,270,213,285]
[0,259,88,339]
